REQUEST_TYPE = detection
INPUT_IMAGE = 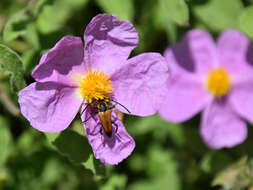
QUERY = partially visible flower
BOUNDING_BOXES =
[18,14,168,164]
[159,29,253,149]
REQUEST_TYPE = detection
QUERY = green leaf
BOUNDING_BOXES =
[21,49,40,74]
[240,5,253,39]
[129,147,180,190]
[32,0,54,16]
[0,170,8,189]
[127,115,184,146]
[23,23,40,49]
[82,154,105,177]
[41,158,66,185]
[212,156,251,189]
[200,151,233,173]
[36,5,63,34]
[36,0,88,34]
[16,129,45,156]
[0,44,26,92]
[100,174,127,190]
[193,0,243,32]
[147,146,179,180]
[129,176,180,190]
[159,0,189,26]
[3,11,30,42]
[129,153,146,172]
[154,6,177,43]
[82,154,97,174]
[53,130,92,164]
[95,0,134,21]
[44,132,60,142]
[53,129,105,176]
[71,120,85,136]
[0,116,12,166]
[61,0,89,10]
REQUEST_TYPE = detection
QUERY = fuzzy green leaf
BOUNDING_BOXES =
[0,44,26,92]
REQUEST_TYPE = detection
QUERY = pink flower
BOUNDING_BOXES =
[18,14,168,164]
[159,29,253,149]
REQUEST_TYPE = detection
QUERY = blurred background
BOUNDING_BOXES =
[1,0,253,189]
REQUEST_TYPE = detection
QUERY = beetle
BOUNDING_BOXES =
[82,99,130,138]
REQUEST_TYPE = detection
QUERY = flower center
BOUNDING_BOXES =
[205,68,231,97]
[78,70,113,103]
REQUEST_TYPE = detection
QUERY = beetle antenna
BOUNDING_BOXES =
[82,111,98,123]
[80,103,89,116]
[111,99,131,114]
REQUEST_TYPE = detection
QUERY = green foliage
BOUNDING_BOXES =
[1,0,253,190]
[49,128,105,177]
[3,11,31,42]
[36,0,88,34]
[32,0,54,16]
[53,129,92,163]
[159,0,189,26]
[0,116,12,167]
[240,5,253,39]
[129,147,180,190]
[100,174,127,190]
[95,0,134,21]
[212,156,252,190]
[127,115,184,146]
[193,0,243,31]
[0,44,26,92]
[44,132,60,142]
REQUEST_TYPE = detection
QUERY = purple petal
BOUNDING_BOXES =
[110,53,169,116]
[32,36,84,84]
[81,107,135,165]
[159,73,211,122]
[200,99,247,149]
[18,82,82,132]
[230,81,253,123]
[217,30,253,76]
[165,29,217,75]
[84,14,138,75]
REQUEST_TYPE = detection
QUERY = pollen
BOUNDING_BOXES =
[205,68,231,97]
[78,70,113,103]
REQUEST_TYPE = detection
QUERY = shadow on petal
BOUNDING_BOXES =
[246,43,253,67]
[172,38,196,72]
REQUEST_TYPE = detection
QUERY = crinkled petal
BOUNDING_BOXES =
[230,81,253,123]
[200,99,247,149]
[18,82,82,132]
[217,30,253,76]
[81,107,135,165]
[165,29,217,75]
[84,14,138,75]
[159,73,211,122]
[110,53,169,116]
[32,36,84,84]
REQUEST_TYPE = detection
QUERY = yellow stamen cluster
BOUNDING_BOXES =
[78,70,113,103]
[205,68,231,97]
